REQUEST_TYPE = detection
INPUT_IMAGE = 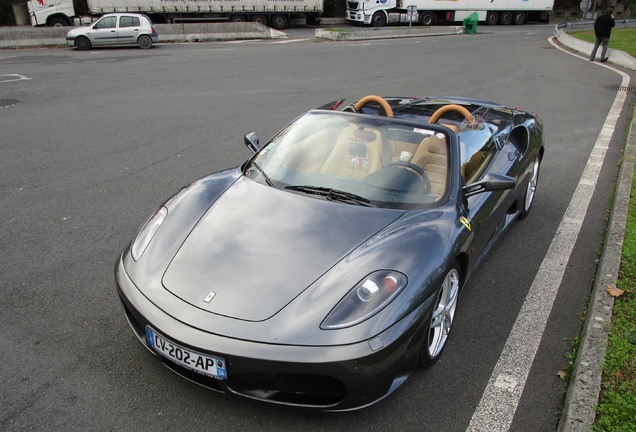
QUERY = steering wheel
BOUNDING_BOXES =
[429,104,475,125]
[353,95,394,118]
[388,161,431,194]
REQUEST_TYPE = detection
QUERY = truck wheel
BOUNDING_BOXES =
[75,36,91,51]
[270,14,289,30]
[48,16,69,27]
[137,35,153,49]
[499,12,513,25]
[486,11,498,25]
[250,15,267,25]
[419,11,436,26]
[513,11,526,25]
[371,12,386,27]
[230,15,247,22]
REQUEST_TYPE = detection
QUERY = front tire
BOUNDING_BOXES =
[75,36,91,51]
[519,156,540,219]
[48,16,69,27]
[371,12,386,27]
[420,264,460,366]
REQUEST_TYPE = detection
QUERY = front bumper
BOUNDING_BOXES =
[115,256,428,410]
[346,10,371,25]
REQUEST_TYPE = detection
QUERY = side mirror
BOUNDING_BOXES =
[463,173,516,198]
[244,132,260,153]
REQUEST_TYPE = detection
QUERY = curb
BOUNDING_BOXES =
[557,86,636,430]
[315,25,464,40]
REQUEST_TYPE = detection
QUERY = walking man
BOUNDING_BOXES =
[590,7,615,62]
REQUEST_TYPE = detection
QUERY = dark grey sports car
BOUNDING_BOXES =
[115,95,544,411]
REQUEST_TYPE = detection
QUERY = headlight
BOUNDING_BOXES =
[321,270,408,329]
[130,206,167,261]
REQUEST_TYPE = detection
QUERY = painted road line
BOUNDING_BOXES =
[467,39,630,431]
[0,74,31,83]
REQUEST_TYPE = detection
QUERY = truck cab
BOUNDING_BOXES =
[347,0,400,26]
[27,0,75,26]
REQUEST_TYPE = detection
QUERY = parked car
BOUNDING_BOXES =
[115,95,544,410]
[66,13,158,50]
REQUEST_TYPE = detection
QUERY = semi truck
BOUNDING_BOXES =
[26,0,324,29]
[346,0,553,27]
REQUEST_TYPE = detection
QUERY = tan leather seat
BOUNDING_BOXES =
[411,135,448,196]
[387,140,418,163]
[320,124,382,180]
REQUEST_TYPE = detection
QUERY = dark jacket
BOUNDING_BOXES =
[594,13,615,38]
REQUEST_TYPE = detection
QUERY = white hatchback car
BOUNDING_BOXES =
[66,13,158,50]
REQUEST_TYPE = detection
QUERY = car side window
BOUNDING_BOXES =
[120,16,140,27]
[94,16,116,29]
[459,126,496,183]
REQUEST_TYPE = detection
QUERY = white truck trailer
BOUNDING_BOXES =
[346,0,553,27]
[27,0,324,29]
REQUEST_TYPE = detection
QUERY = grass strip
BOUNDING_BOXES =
[593,102,636,431]
[568,28,636,58]
[569,28,636,58]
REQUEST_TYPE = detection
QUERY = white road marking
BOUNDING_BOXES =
[467,38,630,431]
[226,39,267,44]
[272,38,312,43]
[0,74,31,82]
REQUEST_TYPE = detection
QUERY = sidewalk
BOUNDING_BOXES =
[554,27,636,70]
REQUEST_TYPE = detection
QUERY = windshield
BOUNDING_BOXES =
[245,111,451,209]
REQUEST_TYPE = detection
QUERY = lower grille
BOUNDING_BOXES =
[229,373,346,407]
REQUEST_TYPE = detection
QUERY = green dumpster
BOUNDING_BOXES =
[463,12,478,34]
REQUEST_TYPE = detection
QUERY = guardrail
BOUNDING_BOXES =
[554,18,636,37]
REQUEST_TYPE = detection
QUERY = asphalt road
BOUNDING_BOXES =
[1,24,635,431]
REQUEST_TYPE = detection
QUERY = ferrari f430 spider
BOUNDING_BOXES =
[116,95,544,411]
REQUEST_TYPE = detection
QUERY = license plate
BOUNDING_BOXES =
[146,326,227,379]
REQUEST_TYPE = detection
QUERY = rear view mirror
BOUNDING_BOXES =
[244,132,260,153]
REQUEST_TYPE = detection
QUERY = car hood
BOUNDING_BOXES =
[162,177,404,322]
